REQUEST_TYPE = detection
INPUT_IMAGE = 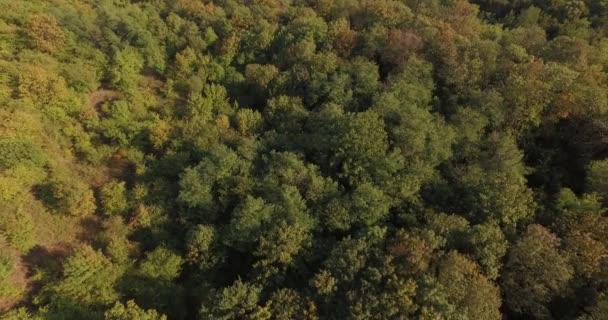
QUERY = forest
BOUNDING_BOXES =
[1,0,608,319]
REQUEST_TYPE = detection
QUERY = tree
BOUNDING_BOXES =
[587,160,608,203]
[199,279,270,320]
[502,225,573,318]
[0,203,35,252]
[328,18,357,56]
[348,183,392,228]
[426,213,470,248]
[245,64,279,90]
[17,65,70,107]
[6,0,608,318]
[389,229,444,276]
[26,14,65,53]
[556,213,608,280]
[344,259,418,320]
[39,171,96,216]
[108,47,144,90]
[462,223,507,280]
[253,221,310,283]
[138,246,183,281]
[0,254,21,300]
[554,188,602,218]
[178,145,250,222]
[224,196,275,250]
[48,246,122,306]
[372,58,454,199]
[97,100,148,147]
[435,251,502,320]
[186,224,222,270]
[100,180,129,216]
[0,138,46,171]
[449,132,536,227]
[381,29,423,69]
[234,108,264,135]
[500,58,550,132]
[105,300,167,320]
[578,293,608,320]
[98,215,132,263]
[326,109,393,186]
[0,307,34,320]
[266,289,318,320]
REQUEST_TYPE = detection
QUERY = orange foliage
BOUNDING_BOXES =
[382,29,423,67]
[26,14,65,53]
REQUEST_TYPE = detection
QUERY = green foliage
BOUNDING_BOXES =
[138,247,183,281]
[389,229,444,275]
[47,246,122,306]
[0,254,20,300]
[253,221,310,282]
[267,289,318,320]
[0,255,12,280]
[234,109,264,135]
[96,100,146,147]
[349,183,392,227]
[3,0,608,318]
[0,204,35,252]
[178,145,245,211]
[555,188,602,218]
[104,300,167,320]
[225,196,274,250]
[559,214,608,280]
[108,47,144,90]
[199,279,270,320]
[17,65,70,108]
[245,64,279,90]
[0,139,46,171]
[39,171,96,216]
[462,223,507,280]
[100,216,133,263]
[100,181,129,216]
[185,224,221,270]
[587,160,608,202]
[502,225,573,318]
[0,308,35,320]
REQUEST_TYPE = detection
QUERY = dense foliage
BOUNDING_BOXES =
[1,0,608,319]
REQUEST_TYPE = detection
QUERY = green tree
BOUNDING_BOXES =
[0,139,46,171]
[99,180,128,216]
[266,288,318,320]
[105,300,167,320]
[462,223,508,280]
[48,246,122,306]
[587,160,608,202]
[178,145,249,222]
[0,203,35,252]
[372,58,453,199]
[138,247,183,281]
[502,225,573,318]
[108,47,144,90]
[199,279,270,320]
[186,224,222,270]
[349,183,392,228]
[39,171,96,216]
[225,196,275,250]
[253,221,310,282]
[17,65,70,108]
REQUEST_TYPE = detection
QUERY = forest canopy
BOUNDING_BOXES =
[1,0,608,319]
